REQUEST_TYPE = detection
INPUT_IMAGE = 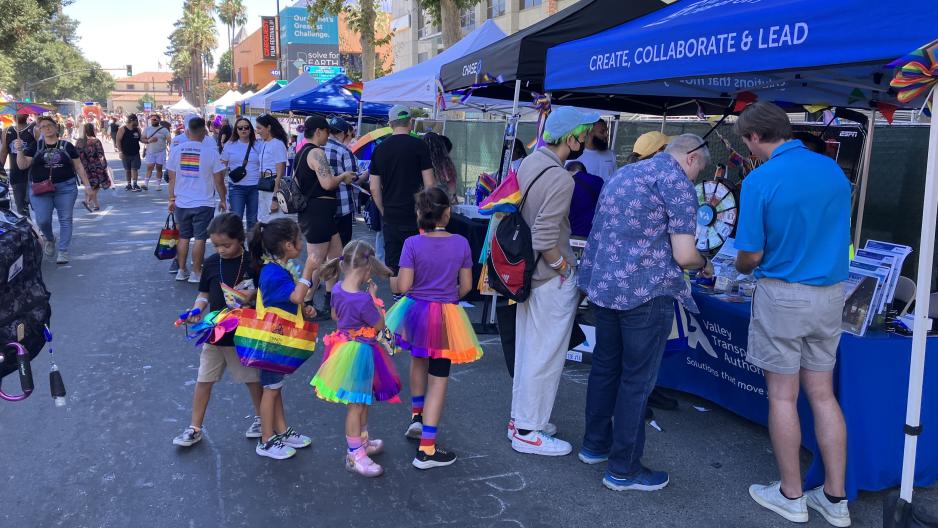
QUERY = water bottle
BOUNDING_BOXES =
[50,364,66,407]
[464,185,475,206]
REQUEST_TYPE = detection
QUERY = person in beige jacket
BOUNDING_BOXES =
[508,107,599,457]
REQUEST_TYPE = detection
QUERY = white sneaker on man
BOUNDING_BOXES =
[42,239,56,258]
[175,269,190,281]
[56,251,69,264]
[749,482,808,523]
[510,430,572,456]
[805,486,851,527]
[188,271,201,284]
[506,419,557,441]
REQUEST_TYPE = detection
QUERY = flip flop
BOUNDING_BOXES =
[81,201,93,213]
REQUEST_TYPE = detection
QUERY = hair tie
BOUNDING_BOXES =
[339,256,344,262]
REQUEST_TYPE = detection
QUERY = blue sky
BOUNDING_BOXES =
[63,0,290,77]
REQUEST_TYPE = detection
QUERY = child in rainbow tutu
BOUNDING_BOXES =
[387,187,483,470]
[310,240,401,477]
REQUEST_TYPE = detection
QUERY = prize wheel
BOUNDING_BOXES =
[695,180,738,252]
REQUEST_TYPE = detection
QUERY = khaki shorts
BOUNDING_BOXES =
[747,279,845,375]
[197,344,260,383]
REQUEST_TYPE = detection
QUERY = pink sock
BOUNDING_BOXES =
[347,435,363,453]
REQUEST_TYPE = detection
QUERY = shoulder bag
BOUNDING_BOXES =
[227,141,252,183]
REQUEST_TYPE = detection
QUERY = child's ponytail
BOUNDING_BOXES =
[319,256,342,284]
[247,218,300,271]
[248,222,267,271]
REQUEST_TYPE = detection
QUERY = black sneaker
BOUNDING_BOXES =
[125,183,133,191]
[132,184,142,192]
[405,415,423,439]
[412,447,457,470]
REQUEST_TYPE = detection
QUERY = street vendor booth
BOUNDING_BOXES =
[544,0,938,506]
[270,75,390,120]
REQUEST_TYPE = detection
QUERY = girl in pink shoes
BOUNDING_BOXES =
[386,187,483,470]
[311,240,401,477]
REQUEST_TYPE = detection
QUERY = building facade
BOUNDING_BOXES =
[107,72,177,113]
[389,0,574,71]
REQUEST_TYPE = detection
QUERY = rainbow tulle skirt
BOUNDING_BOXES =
[385,296,483,364]
[310,331,401,405]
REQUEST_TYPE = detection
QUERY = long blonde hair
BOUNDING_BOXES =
[320,240,392,283]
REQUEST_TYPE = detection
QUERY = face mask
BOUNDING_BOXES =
[567,137,585,161]
[592,136,609,152]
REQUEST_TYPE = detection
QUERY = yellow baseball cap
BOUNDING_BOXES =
[633,131,673,159]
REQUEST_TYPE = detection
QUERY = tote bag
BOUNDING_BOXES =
[154,214,179,260]
[234,287,318,374]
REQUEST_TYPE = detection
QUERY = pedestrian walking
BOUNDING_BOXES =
[311,240,399,477]
[733,102,852,527]
[142,114,171,191]
[75,123,110,211]
[116,114,142,191]
[254,114,289,223]
[220,117,261,230]
[14,115,93,264]
[0,113,37,216]
[173,213,264,448]
[247,218,317,460]
[386,187,483,470]
[578,133,713,491]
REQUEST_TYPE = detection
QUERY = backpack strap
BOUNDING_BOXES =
[518,166,553,213]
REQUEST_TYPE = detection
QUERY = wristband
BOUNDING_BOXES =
[194,297,208,305]
[549,256,565,269]
[298,278,312,288]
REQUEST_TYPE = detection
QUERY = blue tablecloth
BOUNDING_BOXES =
[657,289,938,499]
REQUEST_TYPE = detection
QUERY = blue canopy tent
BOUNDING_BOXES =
[263,74,318,113]
[270,74,391,121]
[546,0,938,515]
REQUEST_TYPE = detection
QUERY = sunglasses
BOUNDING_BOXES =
[237,126,251,131]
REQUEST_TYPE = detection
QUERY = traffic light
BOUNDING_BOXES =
[126,64,133,77]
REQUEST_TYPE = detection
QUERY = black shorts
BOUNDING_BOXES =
[299,197,338,244]
[121,154,141,172]
[336,213,354,247]
[428,357,452,378]
[382,221,419,275]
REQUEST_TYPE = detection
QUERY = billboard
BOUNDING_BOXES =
[261,16,277,59]
[279,7,338,45]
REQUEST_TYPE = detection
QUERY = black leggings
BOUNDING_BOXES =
[428,357,452,378]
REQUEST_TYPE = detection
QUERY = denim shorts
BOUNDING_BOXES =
[260,369,285,390]
[175,206,214,241]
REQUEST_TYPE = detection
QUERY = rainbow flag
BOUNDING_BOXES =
[478,170,522,215]
[343,81,364,100]
[180,152,200,174]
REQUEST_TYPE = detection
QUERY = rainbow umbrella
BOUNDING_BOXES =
[350,127,392,162]
[16,102,54,115]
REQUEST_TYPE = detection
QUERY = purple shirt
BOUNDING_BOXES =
[399,234,472,303]
[331,282,382,331]
[569,170,604,237]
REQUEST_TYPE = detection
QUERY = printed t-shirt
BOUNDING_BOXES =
[22,140,79,183]
[167,138,223,208]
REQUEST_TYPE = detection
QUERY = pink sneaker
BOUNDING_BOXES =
[346,446,384,477]
[365,437,384,456]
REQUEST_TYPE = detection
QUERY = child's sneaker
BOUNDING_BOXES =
[279,427,311,449]
[412,446,457,469]
[346,446,383,477]
[405,416,423,439]
[256,437,296,460]
[244,416,262,439]
[365,437,384,456]
[173,426,203,447]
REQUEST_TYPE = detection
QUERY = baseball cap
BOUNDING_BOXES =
[632,131,673,159]
[304,115,330,133]
[388,105,412,122]
[542,107,601,143]
[328,116,352,134]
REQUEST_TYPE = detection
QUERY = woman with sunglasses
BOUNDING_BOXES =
[254,114,290,222]
[220,117,262,229]
[14,115,93,264]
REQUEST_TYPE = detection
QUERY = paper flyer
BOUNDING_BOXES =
[853,249,899,311]
[842,268,882,336]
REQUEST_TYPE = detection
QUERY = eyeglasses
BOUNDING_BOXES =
[237,126,251,131]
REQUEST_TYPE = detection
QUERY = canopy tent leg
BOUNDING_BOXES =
[356,100,364,136]
[661,107,668,133]
[853,109,877,249]
[511,79,521,117]
[899,89,938,504]
[610,114,621,156]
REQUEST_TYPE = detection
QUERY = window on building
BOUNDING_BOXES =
[519,0,541,9]
[126,84,135,90]
[460,7,476,31]
[418,52,429,64]
[487,0,506,18]
[416,9,439,40]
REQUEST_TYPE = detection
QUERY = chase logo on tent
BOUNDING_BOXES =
[462,60,482,79]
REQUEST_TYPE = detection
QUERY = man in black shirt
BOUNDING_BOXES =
[116,114,143,191]
[368,106,434,274]
[0,114,37,215]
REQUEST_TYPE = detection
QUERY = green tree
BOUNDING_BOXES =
[237,83,258,93]
[418,0,482,48]
[307,1,393,81]
[217,49,232,83]
[217,0,246,88]
[166,0,218,107]
[137,93,156,112]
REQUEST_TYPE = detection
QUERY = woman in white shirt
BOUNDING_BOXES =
[254,114,290,223]
[220,117,262,229]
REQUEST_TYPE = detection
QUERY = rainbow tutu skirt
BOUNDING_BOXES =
[385,296,483,364]
[310,330,402,405]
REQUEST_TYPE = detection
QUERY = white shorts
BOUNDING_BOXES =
[144,150,166,166]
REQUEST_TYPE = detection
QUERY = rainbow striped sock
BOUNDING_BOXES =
[347,435,363,453]
[419,424,437,455]
[411,395,425,419]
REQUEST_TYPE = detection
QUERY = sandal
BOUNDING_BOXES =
[81,201,94,213]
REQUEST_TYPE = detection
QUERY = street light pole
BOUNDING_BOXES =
[276,0,283,81]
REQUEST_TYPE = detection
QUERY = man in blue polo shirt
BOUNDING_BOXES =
[734,102,851,527]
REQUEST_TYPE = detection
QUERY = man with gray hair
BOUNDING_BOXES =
[578,133,713,491]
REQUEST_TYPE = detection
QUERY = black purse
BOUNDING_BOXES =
[256,143,277,191]
[227,142,252,183]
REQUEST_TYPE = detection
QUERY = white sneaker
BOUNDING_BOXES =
[56,251,69,264]
[510,430,572,456]
[749,482,808,523]
[42,239,56,258]
[173,426,203,447]
[507,419,556,441]
[245,416,262,439]
[805,486,851,527]
[256,438,296,460]
[278,427,311,449]
[175,269,190,281]
[187,271,201,284]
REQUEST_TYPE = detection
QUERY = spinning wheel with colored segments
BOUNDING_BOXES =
[695,180,738,252]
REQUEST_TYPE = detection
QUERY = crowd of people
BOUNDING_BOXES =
[1,99,852,527]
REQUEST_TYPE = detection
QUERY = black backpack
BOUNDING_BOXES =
[0,209,51,379]
[486,167,550,302]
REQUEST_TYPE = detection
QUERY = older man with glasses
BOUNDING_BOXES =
[578,133,713,492]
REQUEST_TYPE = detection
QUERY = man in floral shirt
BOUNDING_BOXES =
[578,134,713,492]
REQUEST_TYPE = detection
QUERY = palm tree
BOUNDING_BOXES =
[178,0,218,106]
[217,0,246,87]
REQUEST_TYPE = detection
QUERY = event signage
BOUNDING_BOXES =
[279,7,338,45]
[544,0,936,92]
[261,16,278,59]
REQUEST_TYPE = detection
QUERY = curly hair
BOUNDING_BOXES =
[424,131,457,187]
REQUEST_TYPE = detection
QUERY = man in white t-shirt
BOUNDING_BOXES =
[576,118,618,181]
[167,117,226,284]
[142,114,172,190]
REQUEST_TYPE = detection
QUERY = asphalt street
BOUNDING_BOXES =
[1,141,935,527]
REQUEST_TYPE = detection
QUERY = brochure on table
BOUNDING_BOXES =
[841,240,912,336]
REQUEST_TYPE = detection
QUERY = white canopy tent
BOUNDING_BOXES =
[167,97,197,113]
[208,90,243,113]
